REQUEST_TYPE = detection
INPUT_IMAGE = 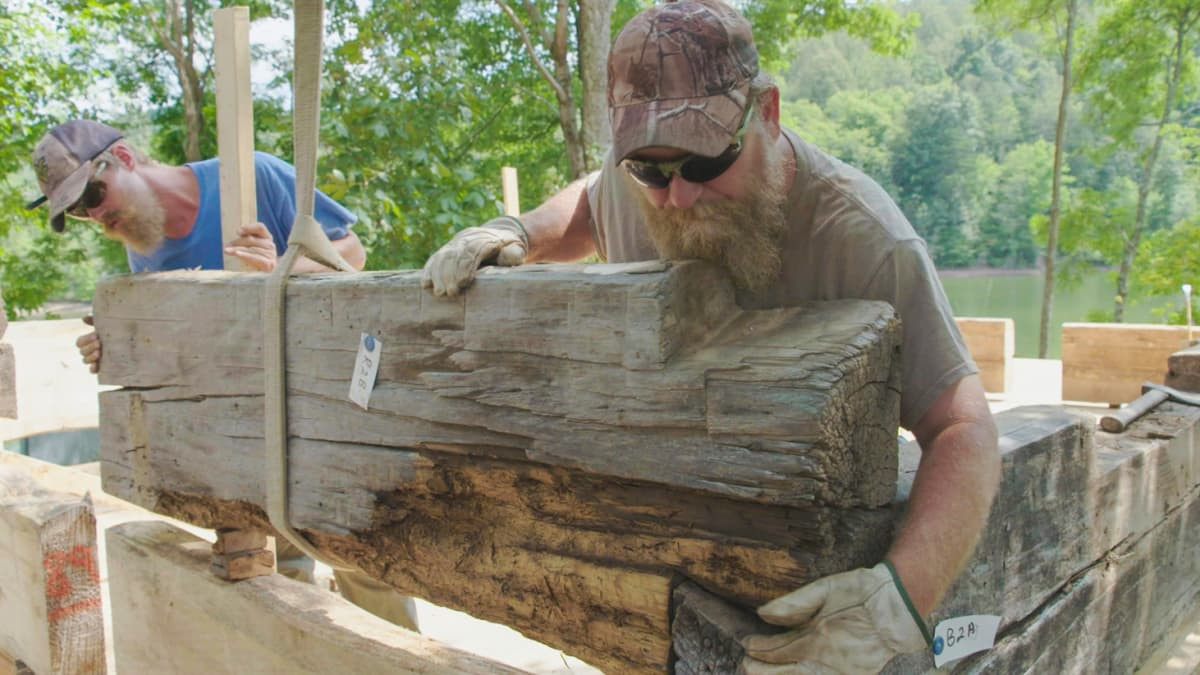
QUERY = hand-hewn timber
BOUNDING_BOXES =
[95,261,902,673]
[682,401,1200,673]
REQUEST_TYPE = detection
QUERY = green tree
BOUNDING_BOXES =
[890,83,983,267]
[1077,0,1200,321]
[976,0,1083,356]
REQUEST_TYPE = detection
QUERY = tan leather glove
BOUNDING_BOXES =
[421,216,528,297]
[740,562,932,674]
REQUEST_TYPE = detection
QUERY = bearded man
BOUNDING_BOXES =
[422,0,1000,671]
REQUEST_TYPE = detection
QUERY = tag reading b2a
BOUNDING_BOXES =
[348,333,381,410]
[932,615,1000,667]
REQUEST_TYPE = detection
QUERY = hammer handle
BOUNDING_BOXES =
[1100,388,1170,433]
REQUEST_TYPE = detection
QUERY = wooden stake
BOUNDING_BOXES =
[213,6,256,271]
[501,166,520,217]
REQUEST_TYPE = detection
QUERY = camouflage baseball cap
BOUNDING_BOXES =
[608,0,759,163]
[26,120,124,232]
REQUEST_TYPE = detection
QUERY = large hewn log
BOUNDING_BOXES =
[682,402,1200,673]
[95,262,902,673]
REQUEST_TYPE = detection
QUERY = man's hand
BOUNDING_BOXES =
[740,562,930,674]
[421,216,528,297]
[76,314,101,374]
[224,222,280,272]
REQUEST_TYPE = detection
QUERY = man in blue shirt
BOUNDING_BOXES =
[29,120,417,632]
[28,120,366,373]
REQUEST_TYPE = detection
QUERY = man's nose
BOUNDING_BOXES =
[665,176,702,210]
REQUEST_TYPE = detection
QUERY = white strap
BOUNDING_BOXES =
[263,0,355,571]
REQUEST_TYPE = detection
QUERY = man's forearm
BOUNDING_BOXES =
[522,178,596,262]
[292,231,366,273]
[887,417,1000,616]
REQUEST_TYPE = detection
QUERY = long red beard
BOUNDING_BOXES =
[634,143,789,293]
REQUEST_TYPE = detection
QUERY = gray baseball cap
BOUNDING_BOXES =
[27,120,124,232]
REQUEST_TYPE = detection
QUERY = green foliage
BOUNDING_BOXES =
[1,0,1197,321]
[1132,217,1200,321]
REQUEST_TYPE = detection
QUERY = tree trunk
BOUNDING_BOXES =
[1112,18,1188,322]
[1038,0,1076,358]
[577,0,614,171]
[158,0,205,162]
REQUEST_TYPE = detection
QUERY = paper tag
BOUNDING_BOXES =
[348,333,381,410]
[932,614,1000,667]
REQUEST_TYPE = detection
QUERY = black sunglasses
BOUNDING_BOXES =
[622,101,755,190]
[66,160,110,219]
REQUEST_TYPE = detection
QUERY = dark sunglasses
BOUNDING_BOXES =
[66,160,110,219]
[622,100,755,189]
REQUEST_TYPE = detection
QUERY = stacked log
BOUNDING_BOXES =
[94,261,903,673]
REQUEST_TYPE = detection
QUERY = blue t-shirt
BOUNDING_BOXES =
[127,152,356,272]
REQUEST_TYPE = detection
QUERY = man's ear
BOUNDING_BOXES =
[109,142,137,170]
[761,87,781,131]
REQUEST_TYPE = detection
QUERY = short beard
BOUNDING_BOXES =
[104,190,166,256]
[633,139,789,293]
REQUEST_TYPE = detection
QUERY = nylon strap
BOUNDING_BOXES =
[263,0,356,571]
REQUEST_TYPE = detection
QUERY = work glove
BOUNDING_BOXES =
[740,562,932,674]
[421,215,528,297]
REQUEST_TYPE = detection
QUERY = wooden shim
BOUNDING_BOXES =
[106,521,524,675]
[0,467,104,675]
[212,5,255,271]
[1061,322,1192,404]
[1166,343,1200,393]
[955,317,1013,394]
[0,343,14,420]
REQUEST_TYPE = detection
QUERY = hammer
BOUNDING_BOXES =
[1100,382,1200,433]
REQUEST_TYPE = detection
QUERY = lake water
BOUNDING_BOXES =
[939,268,1177,358]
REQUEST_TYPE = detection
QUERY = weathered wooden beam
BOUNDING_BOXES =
[682,402,1200,673]
[0,466,105,675]
[106,521,524,675]
[94,261,902,673]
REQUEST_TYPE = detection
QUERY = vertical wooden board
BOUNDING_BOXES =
[0,479,104,675]
[106,521,525,675]
[501,166,519,216]
[212,5,256,271]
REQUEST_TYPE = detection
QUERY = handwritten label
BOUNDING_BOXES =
[932,614,1000,667]
[348,333,381,410]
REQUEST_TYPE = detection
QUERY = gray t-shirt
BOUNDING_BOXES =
[586,128,977,430]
